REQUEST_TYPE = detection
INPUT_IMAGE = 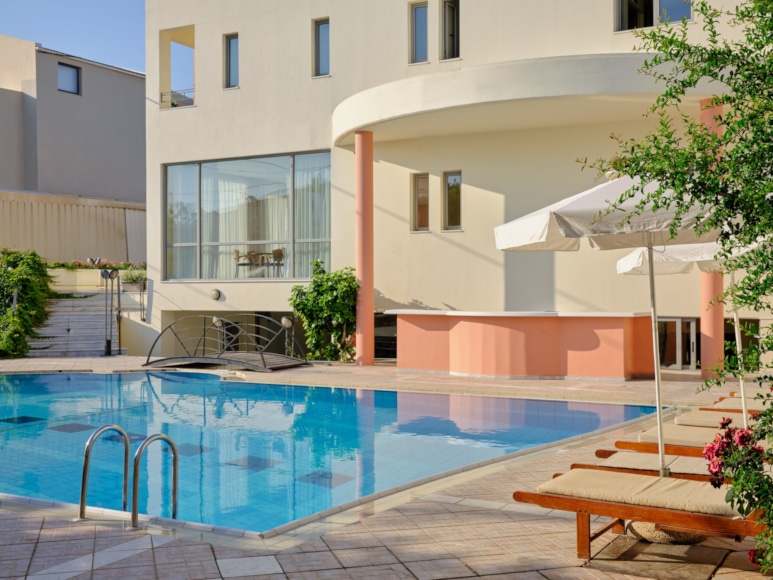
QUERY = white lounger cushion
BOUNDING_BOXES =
[600,452,708,476]
[675,410,748,428]
[637,423,720,447]
[537,468,737,517]
[714,398,767,411]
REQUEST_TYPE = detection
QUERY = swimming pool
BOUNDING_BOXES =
[0,371,655,534]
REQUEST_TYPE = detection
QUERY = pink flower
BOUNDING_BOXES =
[708,456,724,476]
[719,416,733,429]
[749,549,760,565]
[733,428,753,447]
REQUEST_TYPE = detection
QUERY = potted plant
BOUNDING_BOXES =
[121,268,147,292]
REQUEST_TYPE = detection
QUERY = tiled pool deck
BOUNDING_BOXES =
[0,357,763,579]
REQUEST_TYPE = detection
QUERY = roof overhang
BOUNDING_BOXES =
[332,53,713,146]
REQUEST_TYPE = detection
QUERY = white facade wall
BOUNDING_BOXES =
[145,0,749,345]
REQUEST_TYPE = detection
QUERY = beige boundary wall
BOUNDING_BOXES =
[0,189,146,264]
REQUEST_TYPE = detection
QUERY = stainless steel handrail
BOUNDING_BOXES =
[131,433,179,528]
[78,425,130,520]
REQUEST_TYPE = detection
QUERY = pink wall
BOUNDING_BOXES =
[395,313,654,380]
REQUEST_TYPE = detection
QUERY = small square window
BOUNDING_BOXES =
[314,19,330,76]
[411,3,428,63]
[442,1,459,60]
[617,0,691,31]
[412,173,429,231]
[225,34,239,88]
[443,172,461,230]
[58,63,80,94]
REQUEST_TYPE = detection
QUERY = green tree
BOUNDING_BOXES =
[583,0,773,569]
[289,260,359,362]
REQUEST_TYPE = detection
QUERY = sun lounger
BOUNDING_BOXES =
[513,468,762,560]
[711,397,767,411]
[614,423,721,457]
[572,451,710,481]
[674,410,753,428]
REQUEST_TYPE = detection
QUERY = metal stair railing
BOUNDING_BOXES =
[131,434,179,528]
[78,425,130,520]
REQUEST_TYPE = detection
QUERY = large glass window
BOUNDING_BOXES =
[411,3,428,63]
[443,171,461,230]
[314,19,330,76]
[57,63,80,94]
[225,34,239,88]
[165,152,330,280]
[442,1,459,60]
[618,0,691,31]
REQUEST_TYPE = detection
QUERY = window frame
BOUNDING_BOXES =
[442,171,462,231]
[163,151,331,281]
[412,173,430,232]
[225,33,239,88]
[441,0,460,60]
[410,2,429,64]
[616,0,692,32]
[57,63,81,95]
[313,18,330,77]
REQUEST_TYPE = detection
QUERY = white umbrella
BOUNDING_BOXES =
[494,176,715,476]
[618,242,750,427]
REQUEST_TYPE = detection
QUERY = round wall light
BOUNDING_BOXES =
[210,289,222,300]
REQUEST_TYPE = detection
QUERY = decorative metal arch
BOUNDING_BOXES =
[143,313,307,372]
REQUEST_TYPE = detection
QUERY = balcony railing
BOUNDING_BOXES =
[160,88,195,109]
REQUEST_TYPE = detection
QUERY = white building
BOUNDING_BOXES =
[0,34,146,263]
[144,1,751,370]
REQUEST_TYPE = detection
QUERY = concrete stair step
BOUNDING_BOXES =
[30,292,125,357]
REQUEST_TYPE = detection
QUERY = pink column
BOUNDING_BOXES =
[700,271,725,379]
[699,99,724,379]
[355,131,374,365]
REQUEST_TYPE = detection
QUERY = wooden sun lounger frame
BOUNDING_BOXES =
[613,439,705,457]
[569,462,713,482]
[513,487,763,560]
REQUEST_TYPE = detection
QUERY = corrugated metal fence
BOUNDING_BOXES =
[0,190,146,263]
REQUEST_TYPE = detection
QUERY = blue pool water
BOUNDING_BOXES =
[0,371,655,533]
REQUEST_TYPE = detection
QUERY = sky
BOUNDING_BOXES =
[0,0,145,73]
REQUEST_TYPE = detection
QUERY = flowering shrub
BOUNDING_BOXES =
[0,249,51,357]
[702,400,773,572]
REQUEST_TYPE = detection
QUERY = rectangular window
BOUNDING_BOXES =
[225,34,239,88]
[164,152,331,280]
[57,63,80,94]
[443,171,461,230]
[411,3,428,63]
[314,19,330,76]
[617,0,691,31]
[442,0,459,60]
[412,174,429,231]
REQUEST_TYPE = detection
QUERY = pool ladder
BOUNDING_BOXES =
[78,425,179,528]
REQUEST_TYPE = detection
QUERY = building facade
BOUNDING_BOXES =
[0,34,146,263]
[145,0,753,368]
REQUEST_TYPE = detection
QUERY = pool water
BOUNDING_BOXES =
[0,372,654,533]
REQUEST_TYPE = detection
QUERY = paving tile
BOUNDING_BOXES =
[217,555,283,577]
[275,550,342,573]
[387,542,453,563]
[330,546,398,568]
[403,557,475,580]
[320,530,383,551]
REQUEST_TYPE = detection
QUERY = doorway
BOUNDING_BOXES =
[657,318,698,370]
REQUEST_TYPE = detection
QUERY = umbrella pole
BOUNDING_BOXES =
[647,234,670,476]
[730,272,749,428]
